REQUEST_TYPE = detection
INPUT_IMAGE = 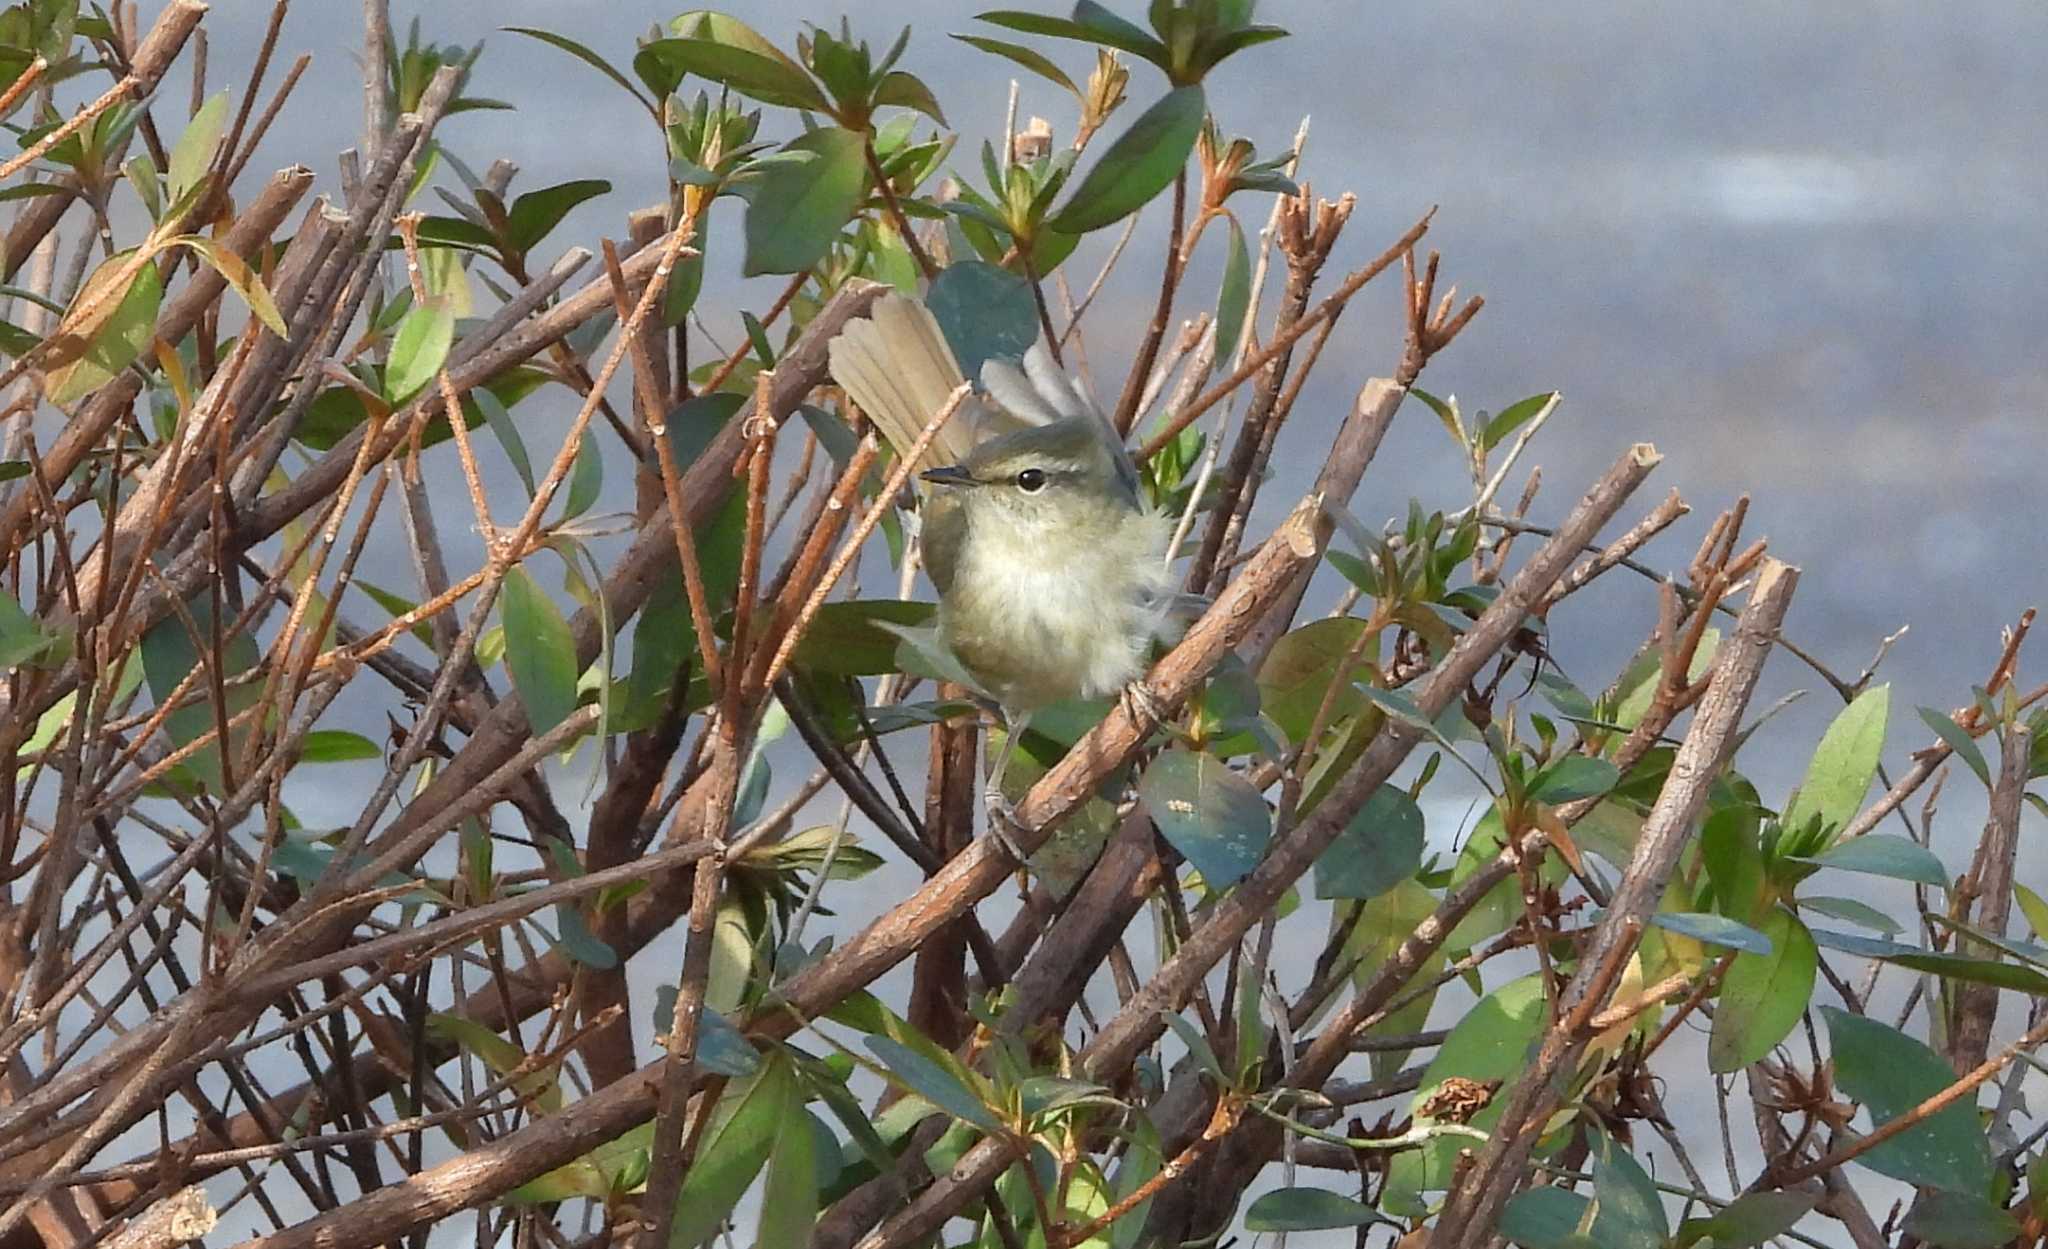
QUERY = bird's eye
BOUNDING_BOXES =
[1015,468,1048,493]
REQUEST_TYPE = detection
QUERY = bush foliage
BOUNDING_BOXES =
[0,3,2042,1248]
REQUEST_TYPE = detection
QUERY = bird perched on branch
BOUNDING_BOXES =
[829,294,1177,854]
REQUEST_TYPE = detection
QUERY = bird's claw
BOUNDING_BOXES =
[1119,680,1166,729]
[982,782,1029,863]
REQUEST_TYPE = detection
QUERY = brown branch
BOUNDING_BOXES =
[759,385,970,689]
[1946,727,2030,1073]
[1431,557,1799,1246]
[0,281,891,1177]
[103,1187,214,1249]
[864,445,1664,1247]
[220,485,1333,1249]
[864,140,937,281]
[0,55,46,120]
[0,1,205,182]
[1137,209,1434,460]
[1109,171,1186,437]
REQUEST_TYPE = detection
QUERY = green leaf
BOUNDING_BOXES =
[1333,882,1447,1083]
[1204,22,1291,66]
[866,1036,998,1131]
[1383,976,1546,1213]
[2016,883,2048,941]
[167,89,227,203]
[1917,705,1992,788]
[297,730,381,763]
[798,402,862,467]
[621,468,744,731]
[1794,833,1946,887]
[925,260,1037,385]
[45,256,162,408]
[641,27,827,112]
[427,1013,562,1113]
[755,1095,820,1248]
[975,7,1168,65]
[501,565,581,737]
[1798,894,1902,934]
[1781,684,1889,843]
[1313,784,1423,900]
[1243,1187,1382,1232]
[666,207,709,326]
[882,620,987,695]
[1883,950,2048,995]
[742,126,867,277]
[412,215,498,253]
[139,593,261,791]
[1822,1005,1992,1193]
[1649,911,1774,955]
[503,27,651,112]
[562,429,602,520]
[1680,1191,1814,1249]
[1211,214,1250,363]
[353,580,435,647]
[872,70,947,125]
[1609,631,1719,730]
[1257,617,1368,745]
[652,991,761,1077]
[1700,805,1766,920]
[1161,1010,1224,1082]
[790,599,936,675]
[1357,685,1432,732]
[473,387,535,497]
[1903,1192,2020,1249]
[178,236,288,337]
[0,181,74,205]
[1709,907,1816,1072]
[1138,747,1271,888]
[667,1055,798,1248]
[1590,1134,1668,1245]
[1016,1075,1119,1119]
[1480,392,1558,453]
[739,309,776,367]
[0,589,58,671]
[1047,84,1205,234]
[383,299,455,404]
[950,34,1081,96]
[1105,1118,1163,1249]
[1502,1187,1591,1249]
[0,319,39,358]
[510,1123,651,1202]
[505,178,611,254]
[1529,755,1620,804]
[695,1009,762,1078]
[1324,547,1377,595]
[550,904,617,969]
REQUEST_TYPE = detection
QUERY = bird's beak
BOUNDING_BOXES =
[920,464,978,488]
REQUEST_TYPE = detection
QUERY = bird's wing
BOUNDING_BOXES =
[827,293,981,475]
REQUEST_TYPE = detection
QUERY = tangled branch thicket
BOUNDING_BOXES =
[0,3,2042,1248]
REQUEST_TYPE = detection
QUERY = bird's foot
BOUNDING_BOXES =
[1118,679,1167,730]
[982,782,1030,864]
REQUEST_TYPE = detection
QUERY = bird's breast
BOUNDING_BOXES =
[939,506,1173,712]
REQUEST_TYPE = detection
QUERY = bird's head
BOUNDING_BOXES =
[919,416,1135,538]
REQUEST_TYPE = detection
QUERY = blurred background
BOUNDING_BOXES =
[167,2,2044,1241]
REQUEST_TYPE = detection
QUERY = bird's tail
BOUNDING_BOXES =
[827,294,980,475]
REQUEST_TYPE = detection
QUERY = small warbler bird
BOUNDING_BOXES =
[829,294,1176,847]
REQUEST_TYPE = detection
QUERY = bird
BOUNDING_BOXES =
[828,293,1177,855]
